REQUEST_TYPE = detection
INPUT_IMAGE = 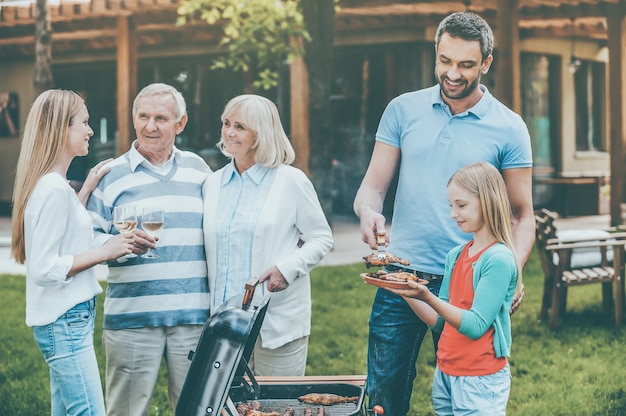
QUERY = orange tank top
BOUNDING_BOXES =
[437,241,507,376]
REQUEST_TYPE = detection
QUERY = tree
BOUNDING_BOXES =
[34,0,53,95]
[177,0,309,90]
[177,0,337,219]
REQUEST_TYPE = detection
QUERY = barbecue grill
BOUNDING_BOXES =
[176,279,367,416]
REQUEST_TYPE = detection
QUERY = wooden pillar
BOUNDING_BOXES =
[384,51,394,103]
[606,8,626,226]
[495,0,520,112]
[290,56,310,176]
[116,15,137,156]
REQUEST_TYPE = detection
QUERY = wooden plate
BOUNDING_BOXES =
[360,273,428,289]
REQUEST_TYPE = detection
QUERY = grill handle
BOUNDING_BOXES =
[242,276,260,310]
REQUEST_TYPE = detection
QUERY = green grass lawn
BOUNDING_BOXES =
[1,249,626,415]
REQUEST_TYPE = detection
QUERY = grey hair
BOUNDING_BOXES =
[435,12,494,61]
[218,94,295,168]
[132,83,187,122]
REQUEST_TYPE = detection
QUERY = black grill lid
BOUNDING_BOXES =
[176,281,270,416]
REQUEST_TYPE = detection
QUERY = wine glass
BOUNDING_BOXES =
[113,205,138,259]
[141,207,164,259]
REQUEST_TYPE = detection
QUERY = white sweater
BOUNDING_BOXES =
[24,173,102,327]
[203,164,333,349]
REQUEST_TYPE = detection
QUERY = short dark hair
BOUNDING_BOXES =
[435,12,494,61]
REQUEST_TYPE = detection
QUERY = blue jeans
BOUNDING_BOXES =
[367,277,442,416]
[432,364,511,415]
[33,297,105,416]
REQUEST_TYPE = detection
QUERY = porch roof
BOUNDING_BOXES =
[0,0,623,57]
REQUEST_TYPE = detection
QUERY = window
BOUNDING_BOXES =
[522,53,560,209]
[574,60,606,152]
[521,54,556,171]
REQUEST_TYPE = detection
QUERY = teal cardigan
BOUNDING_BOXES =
[431,242,518,358]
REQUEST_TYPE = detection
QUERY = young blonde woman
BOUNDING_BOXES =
[11,89,134,416]
[386,161,521,415]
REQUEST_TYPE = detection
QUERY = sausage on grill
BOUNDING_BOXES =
[298,393,359,406]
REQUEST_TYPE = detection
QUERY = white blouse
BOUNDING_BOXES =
[24,173,102,327]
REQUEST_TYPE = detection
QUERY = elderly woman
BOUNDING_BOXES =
[203,94,333,376]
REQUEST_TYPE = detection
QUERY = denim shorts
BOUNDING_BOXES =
[32,297,105,416]
[432,364,512,415]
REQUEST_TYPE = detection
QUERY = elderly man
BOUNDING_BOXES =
[87,83,211,416]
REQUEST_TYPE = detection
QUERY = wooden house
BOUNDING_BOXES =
[0,0,625,220]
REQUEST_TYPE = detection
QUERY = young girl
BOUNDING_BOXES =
[11,89,134,415]
[387,161,521,415]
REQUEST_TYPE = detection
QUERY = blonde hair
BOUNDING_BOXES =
[11,89,85,264]
[448,162,523,298]
[217,94,295,167]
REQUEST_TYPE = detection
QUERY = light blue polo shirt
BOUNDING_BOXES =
[376,84,533,275]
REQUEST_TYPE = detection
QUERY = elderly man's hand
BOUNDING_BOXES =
[129,229,157,255]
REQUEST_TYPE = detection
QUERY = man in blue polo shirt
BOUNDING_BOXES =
[353,11,535,416]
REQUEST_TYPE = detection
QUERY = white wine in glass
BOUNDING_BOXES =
[141,207,164,259]
[113,205,138,259]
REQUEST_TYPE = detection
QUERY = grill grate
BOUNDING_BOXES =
[229,383,365,416]
[236,398,361,415]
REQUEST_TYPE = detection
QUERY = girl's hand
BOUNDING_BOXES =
[258,266,289,292]
[385,279,431,300]
[102,233,134,260]
[77,158,113,206]
[84,158,113,192]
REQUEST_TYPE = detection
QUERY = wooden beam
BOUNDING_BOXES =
[0,28,118,45]
[384,51,394,102]
[290,55,310,175]
[606,7,626,226]
[2,2,625,59]
[116,15,137,156]
[495,0,521,112]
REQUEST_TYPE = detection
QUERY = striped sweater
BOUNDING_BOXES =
[87,145,211,330]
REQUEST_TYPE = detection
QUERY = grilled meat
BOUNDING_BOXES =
[365,270,427,283]
[363,252,410,268]
[380,271,418,282]
[244,411,279,416]
[298,393,359,406]
[237,400,261,416]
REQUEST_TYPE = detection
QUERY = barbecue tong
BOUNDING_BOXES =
[376,231,386,261]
